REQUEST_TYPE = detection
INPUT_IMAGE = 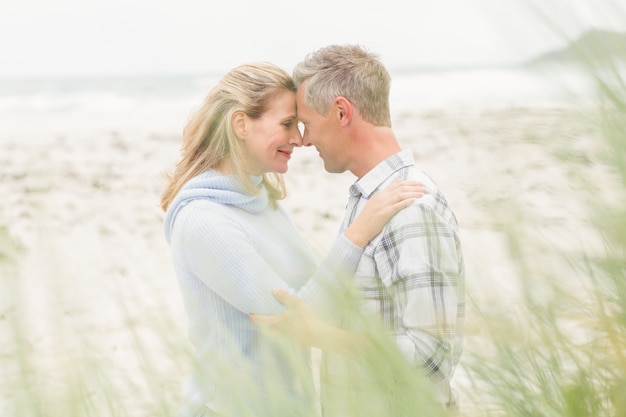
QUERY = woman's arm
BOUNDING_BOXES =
[174,203,361,316]
[173,181,425,316]
[293,180,426,317]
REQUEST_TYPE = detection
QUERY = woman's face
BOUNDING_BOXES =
[241,90,303,175]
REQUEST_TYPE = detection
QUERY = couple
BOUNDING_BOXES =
[161,44,465,417]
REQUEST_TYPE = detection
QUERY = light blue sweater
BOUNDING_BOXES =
[164,170,362,415]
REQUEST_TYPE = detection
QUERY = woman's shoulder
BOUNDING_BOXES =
[176,198,238,224]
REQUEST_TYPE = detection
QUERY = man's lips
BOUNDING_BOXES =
[278,149,292,158]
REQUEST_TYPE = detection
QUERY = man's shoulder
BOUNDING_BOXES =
[400,164,436,187]
[387,186,458,231]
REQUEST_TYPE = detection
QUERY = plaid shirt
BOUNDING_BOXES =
[320,150,465,414]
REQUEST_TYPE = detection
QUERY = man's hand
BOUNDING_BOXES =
[250,288,324,348]
[251,289,371,356]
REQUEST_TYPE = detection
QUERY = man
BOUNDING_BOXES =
[252,44,464,414]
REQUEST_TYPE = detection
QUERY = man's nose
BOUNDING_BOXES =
[289,128,303,147]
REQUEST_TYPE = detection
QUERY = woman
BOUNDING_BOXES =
[161,62,424,416]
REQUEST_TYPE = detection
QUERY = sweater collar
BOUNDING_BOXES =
[163,170,268,242]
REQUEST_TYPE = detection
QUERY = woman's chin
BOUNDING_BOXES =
[275,164,289,174]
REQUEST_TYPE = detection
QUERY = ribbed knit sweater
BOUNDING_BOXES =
[163,169,363,416]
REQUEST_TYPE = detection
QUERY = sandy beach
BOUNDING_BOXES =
[0,93,620,415]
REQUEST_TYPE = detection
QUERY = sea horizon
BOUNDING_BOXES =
[0,62,597,123]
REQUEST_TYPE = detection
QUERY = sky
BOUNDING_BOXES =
[0,0,624,78]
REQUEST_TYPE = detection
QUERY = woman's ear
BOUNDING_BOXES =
[231,111,247,139]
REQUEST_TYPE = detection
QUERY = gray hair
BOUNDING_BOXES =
[292,44,391,127]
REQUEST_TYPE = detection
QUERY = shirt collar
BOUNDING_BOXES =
[350,149,413,198]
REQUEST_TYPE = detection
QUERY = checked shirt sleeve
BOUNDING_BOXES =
[373,201,463,382]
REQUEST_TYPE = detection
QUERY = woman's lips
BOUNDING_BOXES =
[278,150,291,159]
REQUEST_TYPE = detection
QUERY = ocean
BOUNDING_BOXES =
[0,65,595,136]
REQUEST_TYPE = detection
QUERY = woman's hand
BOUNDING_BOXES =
[344,180,426,248]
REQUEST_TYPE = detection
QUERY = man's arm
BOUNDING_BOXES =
[374,203,463,381]
[250,288,372,356]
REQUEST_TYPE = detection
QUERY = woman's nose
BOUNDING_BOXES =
[290,126,303,147]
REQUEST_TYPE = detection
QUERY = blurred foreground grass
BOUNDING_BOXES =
[460,18,626,417]
[2,14,626,417]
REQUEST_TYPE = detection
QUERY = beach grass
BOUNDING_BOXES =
[2,9,626,417]
[459,14,626,416]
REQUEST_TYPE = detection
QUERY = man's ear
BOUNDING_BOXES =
[333,96,352,126]
[232,111,247,139]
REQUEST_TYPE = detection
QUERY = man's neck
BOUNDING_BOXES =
[349,126,401,179]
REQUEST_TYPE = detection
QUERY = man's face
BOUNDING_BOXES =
[296,85,348,174]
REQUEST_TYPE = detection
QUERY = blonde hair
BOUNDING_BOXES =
[292,44,392,127]
[161,62,295,212]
